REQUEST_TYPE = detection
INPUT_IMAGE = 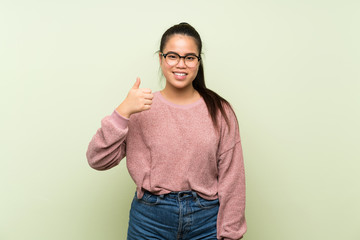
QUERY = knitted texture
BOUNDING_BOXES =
[86,91,246,239]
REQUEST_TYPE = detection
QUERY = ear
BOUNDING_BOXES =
[159,52,162,64]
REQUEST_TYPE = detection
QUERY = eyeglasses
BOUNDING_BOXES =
[161,52,201,68]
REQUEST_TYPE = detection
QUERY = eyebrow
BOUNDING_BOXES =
[165,51,199,56]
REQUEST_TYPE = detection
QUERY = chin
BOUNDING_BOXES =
[170,80,192,89]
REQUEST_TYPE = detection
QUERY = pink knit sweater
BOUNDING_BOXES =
[86,91,246,240]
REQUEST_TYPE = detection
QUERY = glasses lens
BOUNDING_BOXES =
[184,55,198,68]
[165,53,179,66]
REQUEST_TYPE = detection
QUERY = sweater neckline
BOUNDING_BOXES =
[155,91,204,109]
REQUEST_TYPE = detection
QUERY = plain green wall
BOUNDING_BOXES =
[1,0,359,239]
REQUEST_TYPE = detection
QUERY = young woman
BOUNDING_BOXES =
[86,22,246,240]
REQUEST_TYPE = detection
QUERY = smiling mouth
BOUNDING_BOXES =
[174,72,187,76]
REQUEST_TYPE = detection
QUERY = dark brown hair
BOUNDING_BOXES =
[160,22,236,130]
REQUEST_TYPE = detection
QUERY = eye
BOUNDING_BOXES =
[167,54,178,60]
[185,55,196,61]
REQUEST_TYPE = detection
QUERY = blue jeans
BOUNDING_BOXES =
[127,191,219,240]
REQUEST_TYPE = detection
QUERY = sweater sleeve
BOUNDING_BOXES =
[216,106,247,240]
[86,110,129,170]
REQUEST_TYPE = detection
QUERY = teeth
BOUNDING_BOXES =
[174,73,186,76]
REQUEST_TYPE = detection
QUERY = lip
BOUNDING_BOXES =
[173,72,187,80]
[173,71,187,74]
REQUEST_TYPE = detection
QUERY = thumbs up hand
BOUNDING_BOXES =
[116,77,153,118]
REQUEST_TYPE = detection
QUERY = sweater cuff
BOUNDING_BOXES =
[111,110,129,129]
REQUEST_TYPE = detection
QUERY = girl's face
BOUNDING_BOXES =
[159,34,200,91]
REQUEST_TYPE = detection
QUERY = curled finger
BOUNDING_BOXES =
[142,88,152,94]
[144,93,154,100]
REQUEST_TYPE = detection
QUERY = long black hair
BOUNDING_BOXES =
[159,22,236,130]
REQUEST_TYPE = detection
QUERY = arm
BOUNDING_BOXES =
[86,110,129,170]
[217,107,247,240]
[86,77,153,170]
[217,142,247,240]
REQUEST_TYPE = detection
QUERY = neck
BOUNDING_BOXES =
[161,84,200,105]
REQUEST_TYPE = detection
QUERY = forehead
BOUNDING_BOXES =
[163,34,199,54]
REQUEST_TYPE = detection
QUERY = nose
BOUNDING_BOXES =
[176,57,186,68]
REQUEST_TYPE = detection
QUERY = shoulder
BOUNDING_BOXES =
[218,100,241,143]
[219,100,238,127]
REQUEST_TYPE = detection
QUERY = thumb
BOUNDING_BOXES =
[132,77,141,89]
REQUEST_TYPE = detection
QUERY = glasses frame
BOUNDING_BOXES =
[161,51,201,67]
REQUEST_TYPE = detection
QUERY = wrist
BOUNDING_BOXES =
[116,103,132,119]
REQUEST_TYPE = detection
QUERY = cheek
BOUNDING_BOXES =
[160,65,173,80]
[191,66,200,77]
[160,60,170,70]
[160,62,167,73]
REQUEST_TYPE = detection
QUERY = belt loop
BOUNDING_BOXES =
[191,191,198,200]
[159,194,164,199]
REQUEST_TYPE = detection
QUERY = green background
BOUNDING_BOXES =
[1,0,359,239]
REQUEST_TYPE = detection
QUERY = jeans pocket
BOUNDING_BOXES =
[135,191,161,206]
[195,196,219,209]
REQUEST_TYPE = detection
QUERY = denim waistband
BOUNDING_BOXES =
[145,190,198,200]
